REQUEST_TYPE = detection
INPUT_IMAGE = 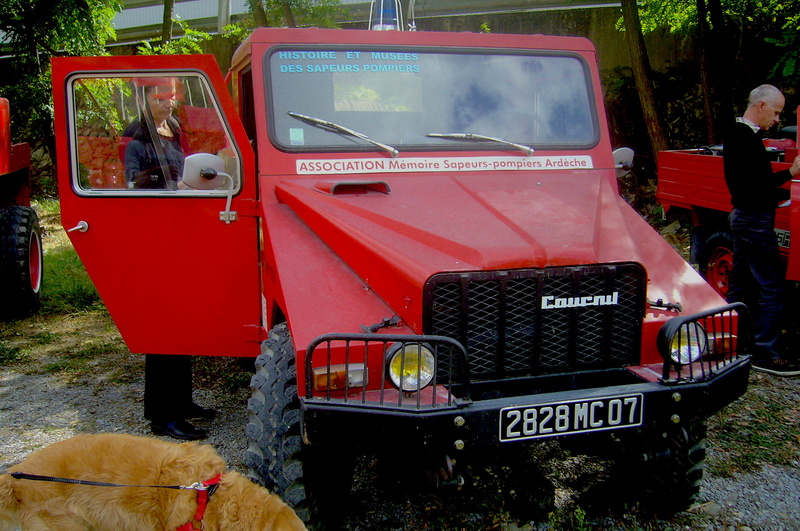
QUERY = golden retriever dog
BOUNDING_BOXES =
[0,433,306,531]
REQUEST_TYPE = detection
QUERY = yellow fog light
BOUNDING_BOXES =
[669,322,707,364]
[386,343,436,392]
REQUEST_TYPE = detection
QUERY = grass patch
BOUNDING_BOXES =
[707,373,800,476]
[33,199,102,315]
[0,340,27,365]
[194,356,252,392]
[42,339,128,373]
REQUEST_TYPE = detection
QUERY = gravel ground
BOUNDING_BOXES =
[2,312,800,530]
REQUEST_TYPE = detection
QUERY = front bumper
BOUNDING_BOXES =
[302,303,751,451]
[301,356,750,451]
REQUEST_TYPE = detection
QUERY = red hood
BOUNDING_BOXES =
[277,171,642,269]
[276,170,679,330]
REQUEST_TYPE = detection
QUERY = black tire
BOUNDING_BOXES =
[0,205,43,319]
[245,323,353,529]
[697,232,734,299]
[617,419,707,515]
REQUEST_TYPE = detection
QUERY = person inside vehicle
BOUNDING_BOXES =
[123,77,185,190]
[123,77,216,439]
[723,84,800,376]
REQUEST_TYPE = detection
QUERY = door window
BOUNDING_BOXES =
[68,73,242,196]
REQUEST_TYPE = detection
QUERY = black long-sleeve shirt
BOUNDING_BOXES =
[723,120,792,211]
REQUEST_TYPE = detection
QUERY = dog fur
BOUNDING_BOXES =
[0,433,307,531]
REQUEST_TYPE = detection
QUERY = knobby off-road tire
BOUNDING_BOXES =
[0,206,43,319]
[245,323,352,529]
[245,323,310,517]
[621,419,707,515]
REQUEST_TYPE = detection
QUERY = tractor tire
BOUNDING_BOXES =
[617,419,707,515]
[698,232,734,299]
[245,323,352,529]
[0,206,43,319]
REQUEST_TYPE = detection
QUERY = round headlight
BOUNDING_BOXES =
[386,343,436,392]
[669,322,707,364]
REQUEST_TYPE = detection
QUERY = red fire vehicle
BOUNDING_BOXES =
[52,28,751,524]
[657,114,799,297]
[0,97,42,319]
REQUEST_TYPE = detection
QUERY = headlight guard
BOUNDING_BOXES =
[657,302,751,383]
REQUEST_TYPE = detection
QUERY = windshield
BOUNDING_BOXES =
[267,47,598,153]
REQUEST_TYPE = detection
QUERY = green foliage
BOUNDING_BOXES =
[621,0,800,88]
[548,505,590,531]
[249,0,345,29]
[626,0,800,36]
[768,29,800,84]
[73,78,130,135]
[0,0,123,137]
[137,18,212,56]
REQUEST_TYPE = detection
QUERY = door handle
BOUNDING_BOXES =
[67,221,89,233]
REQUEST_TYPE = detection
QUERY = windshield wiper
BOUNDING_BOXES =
[288,111,399,158]
[426,133,534,156]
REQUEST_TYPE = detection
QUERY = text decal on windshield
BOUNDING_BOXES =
[296,156,593,175]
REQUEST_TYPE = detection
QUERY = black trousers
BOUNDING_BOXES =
[727,208,786,361]
[143,354,194,423]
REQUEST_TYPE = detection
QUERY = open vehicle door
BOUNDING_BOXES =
[51,55,261,357]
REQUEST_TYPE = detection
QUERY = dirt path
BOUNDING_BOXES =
[2,310,800,530]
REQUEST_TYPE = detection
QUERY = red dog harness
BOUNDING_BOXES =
[174,474,223,531]
[8,471,223,531]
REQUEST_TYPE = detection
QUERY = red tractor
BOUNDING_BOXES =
[52,28,751,525]
[0,97,43,319]
[657,110,799,297]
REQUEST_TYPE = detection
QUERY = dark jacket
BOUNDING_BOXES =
[123,117,184,189]
[723,120,791,211]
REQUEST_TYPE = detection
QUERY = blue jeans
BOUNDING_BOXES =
[727,209,785,361]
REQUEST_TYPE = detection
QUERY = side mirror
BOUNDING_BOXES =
[182,153,230,190]
[613,147,635,179]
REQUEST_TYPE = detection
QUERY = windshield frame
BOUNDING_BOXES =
[264,45,601,155]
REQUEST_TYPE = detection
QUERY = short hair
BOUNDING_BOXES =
[748,84,783,107]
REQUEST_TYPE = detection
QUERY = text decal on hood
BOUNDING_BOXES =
[297,156,594,175]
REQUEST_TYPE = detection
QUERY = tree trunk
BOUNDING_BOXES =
[620,0,670,160]
[249,0,269,27]
[280,1,297,28]
[161,0,175,44]
[707,0,735,127]
[696,0,716,144]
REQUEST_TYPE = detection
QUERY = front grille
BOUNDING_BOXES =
[423,263,647,379]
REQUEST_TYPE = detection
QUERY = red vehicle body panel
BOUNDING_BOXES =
[49,34,755,516]
[657,150,799,281]
[228,28,727,383]
[51,55,261,357]
[53,28,727,380]
[0,98,32,206]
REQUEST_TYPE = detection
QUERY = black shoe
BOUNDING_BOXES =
[183,403,218,421]
[151,419,207,440]
[752,358,800,377]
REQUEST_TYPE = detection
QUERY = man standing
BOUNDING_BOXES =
[724,84,800,376]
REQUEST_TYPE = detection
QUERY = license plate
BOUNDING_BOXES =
[499,394,643,442]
